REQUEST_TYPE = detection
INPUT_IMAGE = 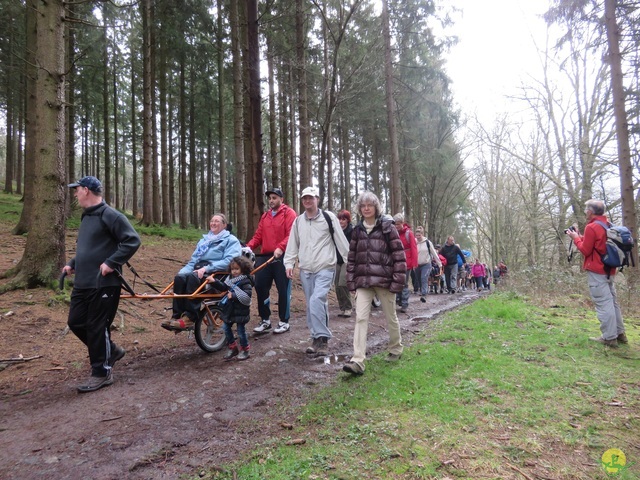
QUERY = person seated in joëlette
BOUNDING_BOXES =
[162,213,241,330]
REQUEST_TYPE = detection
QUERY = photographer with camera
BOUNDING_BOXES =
[566,199,628,348]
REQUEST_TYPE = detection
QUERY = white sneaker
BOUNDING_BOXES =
[273,321,290,334]
[253,319,272,333]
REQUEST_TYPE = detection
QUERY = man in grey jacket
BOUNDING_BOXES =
[63,176,141,392]
[284,186,349,356]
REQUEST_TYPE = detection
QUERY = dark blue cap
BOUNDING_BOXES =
[266,188,284,197]
[68,176,103,194]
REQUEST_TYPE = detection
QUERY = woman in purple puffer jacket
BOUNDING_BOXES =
[343,191,407,376]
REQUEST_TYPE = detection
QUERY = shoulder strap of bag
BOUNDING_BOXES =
[321,210,337,249]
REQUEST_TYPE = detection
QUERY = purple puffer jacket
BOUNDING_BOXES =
[346,216,407,293]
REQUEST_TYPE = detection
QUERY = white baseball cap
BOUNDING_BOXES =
[301,186,319,198]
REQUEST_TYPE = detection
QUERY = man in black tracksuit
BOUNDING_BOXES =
[439,236,466,294]
[63,176,141,393]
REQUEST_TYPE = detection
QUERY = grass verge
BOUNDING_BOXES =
[201,293,639,480]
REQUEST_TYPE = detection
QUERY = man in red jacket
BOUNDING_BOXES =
[392,213,418,313]
[246,188,297,334]
[567,199,628,348]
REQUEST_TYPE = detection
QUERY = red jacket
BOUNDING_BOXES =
[246,203,297,255]
[396,223,418,269]
[574,215,612,276]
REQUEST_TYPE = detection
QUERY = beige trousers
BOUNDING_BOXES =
[350,287,403,371]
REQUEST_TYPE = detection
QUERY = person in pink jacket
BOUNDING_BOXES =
[392,213,417,313]
[471,258,486,292]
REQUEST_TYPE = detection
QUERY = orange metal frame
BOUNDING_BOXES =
[120,255,276,300]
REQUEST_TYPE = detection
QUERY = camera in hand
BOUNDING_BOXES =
[564,226,576,234]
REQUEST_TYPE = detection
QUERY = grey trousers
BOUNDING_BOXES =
[300,268,335,339]
[587,271,625,340]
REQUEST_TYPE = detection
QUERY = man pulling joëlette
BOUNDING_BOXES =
[64,176,141,393]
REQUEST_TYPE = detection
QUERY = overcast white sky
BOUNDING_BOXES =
[441,0,552,123]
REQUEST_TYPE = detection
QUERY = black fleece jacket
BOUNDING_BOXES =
[440,243,466,267]
[68,202,141,289]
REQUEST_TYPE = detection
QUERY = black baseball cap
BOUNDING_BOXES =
[266,188,284,197]
[68,176,103,194]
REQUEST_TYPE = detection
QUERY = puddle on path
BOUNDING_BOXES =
[323,354,350,365]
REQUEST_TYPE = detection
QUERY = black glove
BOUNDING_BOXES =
[209,279,229,292]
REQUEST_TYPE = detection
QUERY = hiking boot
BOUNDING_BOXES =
[77,371,113,393]
[342,309,352,317]
[253,319,271,333]
[273,321,290,334]
[306,337,321,354]
[420,296,426,303]
[224,342,239,360]
[385,353,402,362]
[168,316,195,330]
[314,337,329,356]
[589,336,618,348]
[237,347,250,361]
[161,318,173,328]
[617,333,629,344]
[372,297,381,308]
[342,361,364,375]
[108,345,126,368]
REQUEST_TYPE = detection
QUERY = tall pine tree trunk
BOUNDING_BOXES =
[231,0,247,236]
[245,0,263,236]
[217,0,227,213]
[14,1,38,235]
[189,65,198,227]
[382,0,401,214]
[296,0,311,188]
[278,60,291,203]
[130,27,139,217]
[159,16,171,226]
[4,0,67,290]
[604,0,638,275]
[179,51,188,228]
[150,0,160,223]
[113,57,120,209]
[267,35,279,190]
[102,5,111,204]
[141,0,154,225]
